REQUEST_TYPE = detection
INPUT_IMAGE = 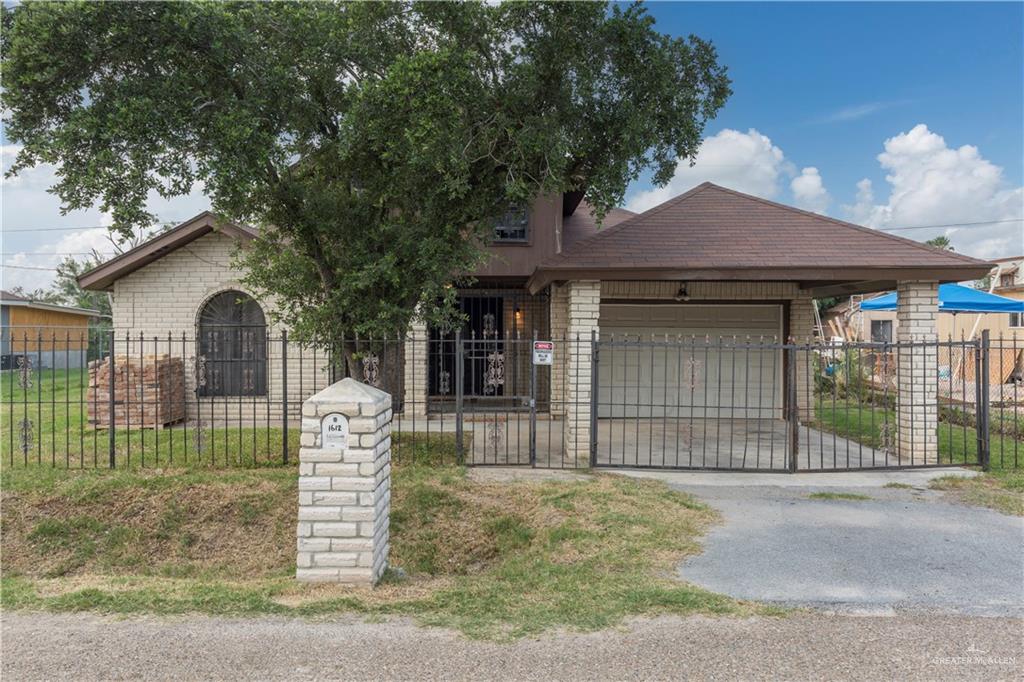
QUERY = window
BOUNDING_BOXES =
[870,320,893,343]
[1011,313,1023,328]
[197,291,267,396]
[492,206,529,243]
[999,274,1014,288]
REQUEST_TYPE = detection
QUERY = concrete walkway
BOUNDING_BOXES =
[397,417,921,470]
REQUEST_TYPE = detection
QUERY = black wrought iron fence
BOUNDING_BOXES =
[392,331,591,469]
[0,329,397,467]
[2,326,1020,472]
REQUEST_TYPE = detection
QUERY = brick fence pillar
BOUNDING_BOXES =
[549,283,568,417]
[297,378,391,584]
[896,280,939,463]
[402,317,428,416]
[788,292,816,421]
[564,280,600,467]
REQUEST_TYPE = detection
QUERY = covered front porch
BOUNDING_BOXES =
[398,277,970,471]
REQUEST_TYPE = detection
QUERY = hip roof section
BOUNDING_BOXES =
[528,182,992,292]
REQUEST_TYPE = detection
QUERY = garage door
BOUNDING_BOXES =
[597,304,783,419]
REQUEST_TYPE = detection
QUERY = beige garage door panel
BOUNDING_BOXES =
[598,305,783,419]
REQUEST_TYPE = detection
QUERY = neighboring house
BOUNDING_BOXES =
[0,290,102,369]
[77,182,991,457]
[827,255,1024,343]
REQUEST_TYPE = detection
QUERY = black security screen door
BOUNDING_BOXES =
[198,291,267,396]
[428,295,505,399]
[463,295,505,397]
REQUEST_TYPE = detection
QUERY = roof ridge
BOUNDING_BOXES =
[702,183,989,266]
[547,182,713,264]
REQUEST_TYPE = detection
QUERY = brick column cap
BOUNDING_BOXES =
[307,377,391,416]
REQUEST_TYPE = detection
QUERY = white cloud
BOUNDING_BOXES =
[2,145,211,291]
[813,100,909,124]
[790,167,831,214]
[843,124,1024,258]
[625,128,794,213]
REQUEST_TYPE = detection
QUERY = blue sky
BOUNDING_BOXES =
[623,1,1023,206]
[3,1,1023,291]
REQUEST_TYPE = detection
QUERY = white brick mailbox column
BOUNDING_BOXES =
[297,378,391,584]
[896,280,939,463]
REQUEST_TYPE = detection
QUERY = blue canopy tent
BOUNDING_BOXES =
[860,283,1024,313]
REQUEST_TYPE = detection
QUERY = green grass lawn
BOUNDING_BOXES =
[0,462,762,639]
[807,492,872,501]
[813,397,1023,470]
[814,397,1024,515]
[1,370,460,469]
[2,368,300,468]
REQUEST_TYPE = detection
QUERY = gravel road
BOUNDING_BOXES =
[3,611,1021,681]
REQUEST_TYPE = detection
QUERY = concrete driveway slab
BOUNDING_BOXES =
[666,483,1024,616]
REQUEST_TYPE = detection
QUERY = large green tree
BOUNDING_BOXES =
[2,1,730,365]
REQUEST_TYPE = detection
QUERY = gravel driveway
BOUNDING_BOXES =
[670,482,1024,616]
[2,611,1021,681]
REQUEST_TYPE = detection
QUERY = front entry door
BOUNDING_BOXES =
[462,296,505,398]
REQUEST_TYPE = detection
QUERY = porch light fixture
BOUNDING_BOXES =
[513,306,524,331]
[674,284,690,302]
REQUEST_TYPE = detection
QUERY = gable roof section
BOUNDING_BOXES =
[77,212,257,291]
[527,182,993,294]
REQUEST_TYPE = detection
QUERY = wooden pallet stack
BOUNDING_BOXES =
[87,355,186,429]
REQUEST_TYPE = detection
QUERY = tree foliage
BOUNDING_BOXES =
[2,1,730,358]
[51,256,113,320]
[925,235,954,251]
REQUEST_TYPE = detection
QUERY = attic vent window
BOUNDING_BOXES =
[493,206,529,243]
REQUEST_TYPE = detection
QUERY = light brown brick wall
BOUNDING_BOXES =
[109,232,330,420]
[896,280,939,461]
[549,283,569,415]
[564,280,600,466]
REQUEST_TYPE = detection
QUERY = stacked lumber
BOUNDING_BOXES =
[87,355,186,429]
[952,347,1021,385]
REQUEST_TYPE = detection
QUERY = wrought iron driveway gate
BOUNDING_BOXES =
[588,332,1021,473]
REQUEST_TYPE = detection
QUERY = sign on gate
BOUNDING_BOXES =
[533,340,554,365]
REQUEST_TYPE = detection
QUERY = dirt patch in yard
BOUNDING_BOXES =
[2,464,747,639]
[1,470,296,579]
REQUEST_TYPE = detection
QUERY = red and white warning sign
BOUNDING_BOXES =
[532,341,554,365]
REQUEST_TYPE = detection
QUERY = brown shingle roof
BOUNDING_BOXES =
[77,212,257,291]
[563,202,636,248]
[528,182,992,293]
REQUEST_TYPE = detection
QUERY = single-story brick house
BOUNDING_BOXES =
[78,182,992,466]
